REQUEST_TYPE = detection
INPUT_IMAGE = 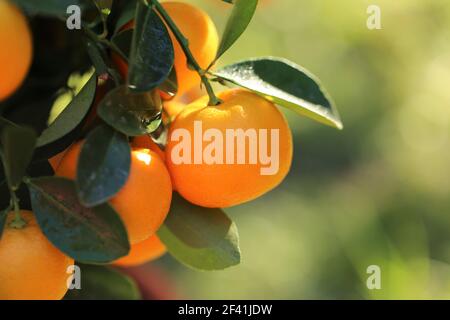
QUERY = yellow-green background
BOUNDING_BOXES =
[154,0,450,299]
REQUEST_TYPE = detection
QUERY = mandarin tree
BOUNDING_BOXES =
[0,0,342,300]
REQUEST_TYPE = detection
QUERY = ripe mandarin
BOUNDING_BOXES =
[55,143,172,244]
[0,0,32,100]
[0,211,74,300]
[166,89,293,208]
[113,234,166,267]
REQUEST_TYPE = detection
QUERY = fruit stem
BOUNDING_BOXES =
[150,0,222,106]
[9,190,26,229]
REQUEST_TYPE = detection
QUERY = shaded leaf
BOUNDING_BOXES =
[215,0,258,62]
[85,40,109,77]
[111,28,133,62]
[215,57,343,129]
[64,264,141,300]
[158,193,240,270]
[77,125,131,207]
[97,85,162,136]
[37,74,97,147]
[0,119,37,190]
[128,1,174,92]
[27,176,130,263]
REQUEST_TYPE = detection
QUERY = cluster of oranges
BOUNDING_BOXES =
[0,1,293,300]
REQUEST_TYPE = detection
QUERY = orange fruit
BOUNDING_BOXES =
[166,89,293,208]
[0,211,74,300]
[55,143,172,244]
[132,135,166,162]
[113,234,166,267]
[163,100,185,122]
[0,0,32,100]
[112,1,218,97]
[183,86,206,103]
[162,1,218,95]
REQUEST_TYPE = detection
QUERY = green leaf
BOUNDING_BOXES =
[128,2,174,92]
[215,0,258,62]
[0,119,37,190]
[27,176,130,263]
[77,125,131,207]
[97,85,162,136]
[12,0,91,17]
[64,264,141,300]
[37,75,97,147]
[158,193,241,271]
[214,57,343,129]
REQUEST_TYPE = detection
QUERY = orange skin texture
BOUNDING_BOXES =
[112,1,219,97]
[0,0,32,101]
[0,211,74,300]
[183,86,206,103]
[163,1,218,95]
[164,100,186,122]
[132,135,166,162]
[55,143,172,244]
[166,89,293,208]
[113,234,166,267]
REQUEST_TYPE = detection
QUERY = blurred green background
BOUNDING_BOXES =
[150,0,450,299]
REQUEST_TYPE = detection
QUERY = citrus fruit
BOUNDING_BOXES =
[166,89,293,208]
[162,1,218,95]
[0,211,74,300]
[0,0,32,100]
[112,1,218,97]
[113,234,166,267]
[55,143,172,244]
[132,135,166,162]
